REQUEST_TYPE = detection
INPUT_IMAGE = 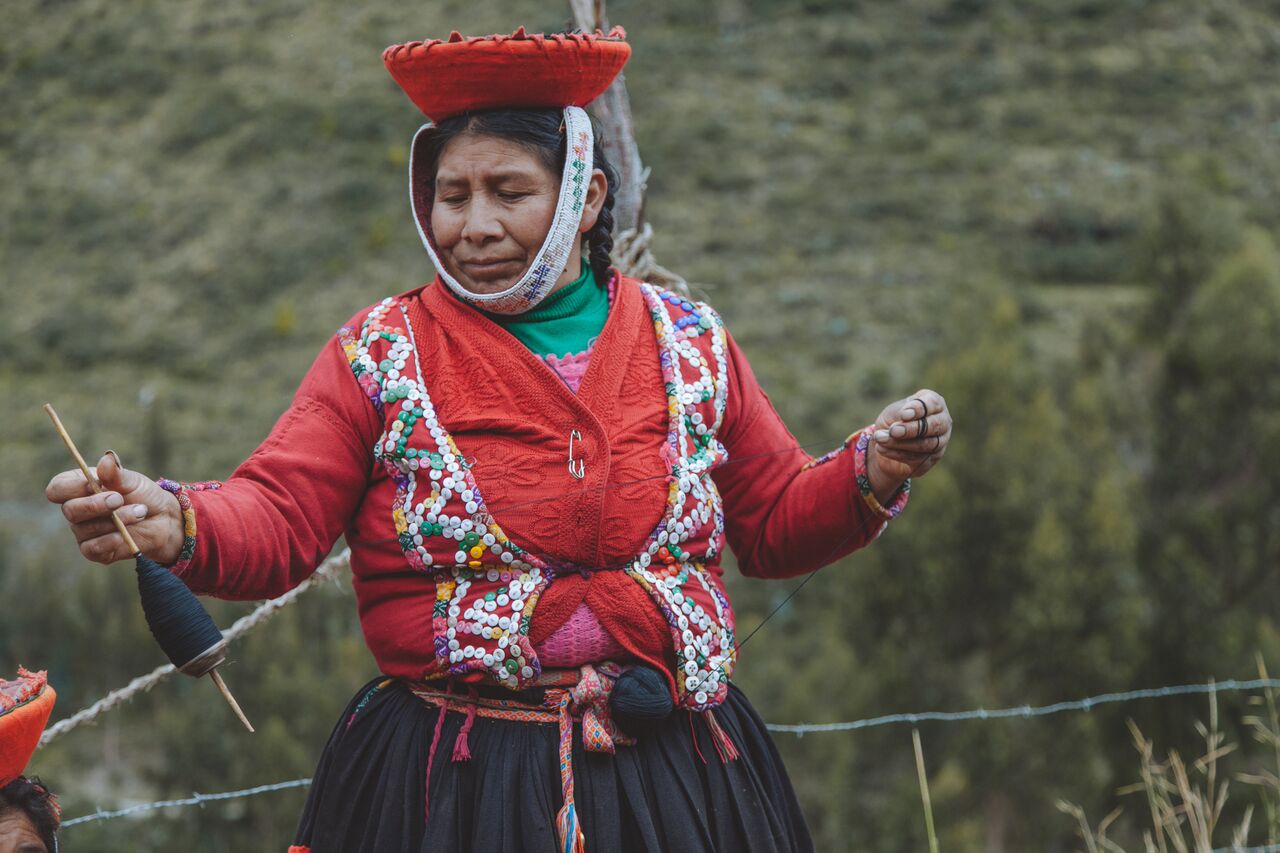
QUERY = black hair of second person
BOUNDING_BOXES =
[0,776,58,852]
[419,108,619,286]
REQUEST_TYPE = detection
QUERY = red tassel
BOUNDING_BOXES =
[452,688,478,762]
[704,709,739,763]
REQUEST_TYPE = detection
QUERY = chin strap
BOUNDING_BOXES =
[409,106,595,316]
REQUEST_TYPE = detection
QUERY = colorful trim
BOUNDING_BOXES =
[0,668,46,714]
[410,663,634,853]
[155,479,222,572]
[852,429,911,521]
[342,282,736,709]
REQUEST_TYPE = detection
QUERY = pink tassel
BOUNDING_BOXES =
[452,687,478,762]
[704,710,739,763]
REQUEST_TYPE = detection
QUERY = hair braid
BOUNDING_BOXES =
[586,137,619,285]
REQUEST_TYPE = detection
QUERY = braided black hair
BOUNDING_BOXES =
[0,776,59,852]
[418,108,619,285]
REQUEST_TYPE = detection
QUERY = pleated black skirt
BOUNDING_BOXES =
[291,676,814,853]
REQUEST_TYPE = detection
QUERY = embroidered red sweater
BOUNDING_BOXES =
[171,277,904,682]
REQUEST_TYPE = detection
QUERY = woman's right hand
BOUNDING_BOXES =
[45,453,185,566]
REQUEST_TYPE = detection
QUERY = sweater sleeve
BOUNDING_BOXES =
[710,327,908,580]
[161,333,382,600]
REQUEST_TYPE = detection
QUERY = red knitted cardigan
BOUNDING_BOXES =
[169,276,903,686]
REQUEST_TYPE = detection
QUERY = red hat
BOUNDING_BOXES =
[0,668,56,787]
[382,27,630,122]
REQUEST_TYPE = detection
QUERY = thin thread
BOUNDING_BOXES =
[764,678,1280,734]
[59,778,312,828]
[38,549,351,747]
[39,432,867,745]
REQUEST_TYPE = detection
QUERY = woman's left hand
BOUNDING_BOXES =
[866,389,952,502]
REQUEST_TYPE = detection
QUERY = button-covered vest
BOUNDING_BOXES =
[339,282,737,710]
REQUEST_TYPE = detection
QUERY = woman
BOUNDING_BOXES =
[46,28,952,853]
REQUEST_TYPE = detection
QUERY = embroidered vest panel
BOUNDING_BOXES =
[340,282,736,710]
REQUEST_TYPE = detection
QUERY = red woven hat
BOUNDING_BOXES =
[383,26,630,121]
[0,668,56,787]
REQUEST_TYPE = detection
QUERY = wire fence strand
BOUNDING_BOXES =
[39,548,351,747]
[59,676,1280,829]
[59,779,313,828]
[764,678,1280,735]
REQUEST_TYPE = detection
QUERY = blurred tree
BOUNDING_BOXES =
[1136,227,1280,695]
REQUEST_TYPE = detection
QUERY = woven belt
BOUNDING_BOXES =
[409,663,634,853]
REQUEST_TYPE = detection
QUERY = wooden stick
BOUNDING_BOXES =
[43,403,141,555]
[209,670,255,733]
[45,403,254,733]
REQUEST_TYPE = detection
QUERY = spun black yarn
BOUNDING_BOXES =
[609,665,674,737]
[135,555,224,669]
[417,107,620,286]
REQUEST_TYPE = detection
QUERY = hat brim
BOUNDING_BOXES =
[0,671,56,787]
[383,27,630,122]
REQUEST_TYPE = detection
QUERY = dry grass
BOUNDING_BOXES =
[1060,658,1280,853]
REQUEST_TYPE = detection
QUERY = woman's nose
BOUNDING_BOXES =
[460,198,504,243]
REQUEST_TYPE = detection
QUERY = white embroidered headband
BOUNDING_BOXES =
[408,106,595,315]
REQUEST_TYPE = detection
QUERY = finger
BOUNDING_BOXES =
[61,490,126,524]
[79,531,130,565]
[873,445,934,465]
[70,506,149,544]
[881,414,950,442]
[898,390,946,421]
[45,469,97,503]
[97,453,146,497]
[885,429,951,453]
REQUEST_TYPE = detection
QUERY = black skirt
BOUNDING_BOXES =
[292,676,814,853]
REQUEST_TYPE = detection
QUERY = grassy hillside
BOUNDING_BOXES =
[3,0,1279,849]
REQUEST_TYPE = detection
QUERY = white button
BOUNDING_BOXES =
[695,691,709,705]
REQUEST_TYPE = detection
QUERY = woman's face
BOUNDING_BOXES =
[430,133,568,296]
[0,809,47,853]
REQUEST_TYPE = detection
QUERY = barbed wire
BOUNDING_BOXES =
[764,678,1280,735]
[60,779,312,828]
[38,548,352,747]
[59,676,1280,830]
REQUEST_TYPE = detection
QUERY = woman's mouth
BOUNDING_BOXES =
[460,258,524,281]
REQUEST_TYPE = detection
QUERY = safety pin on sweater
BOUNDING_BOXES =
[568,429,585,479]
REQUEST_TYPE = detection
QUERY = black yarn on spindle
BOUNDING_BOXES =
[135,556,224,668]
[609,665,674,737]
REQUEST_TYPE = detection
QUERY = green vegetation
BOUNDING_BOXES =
[2,0,1278,849]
